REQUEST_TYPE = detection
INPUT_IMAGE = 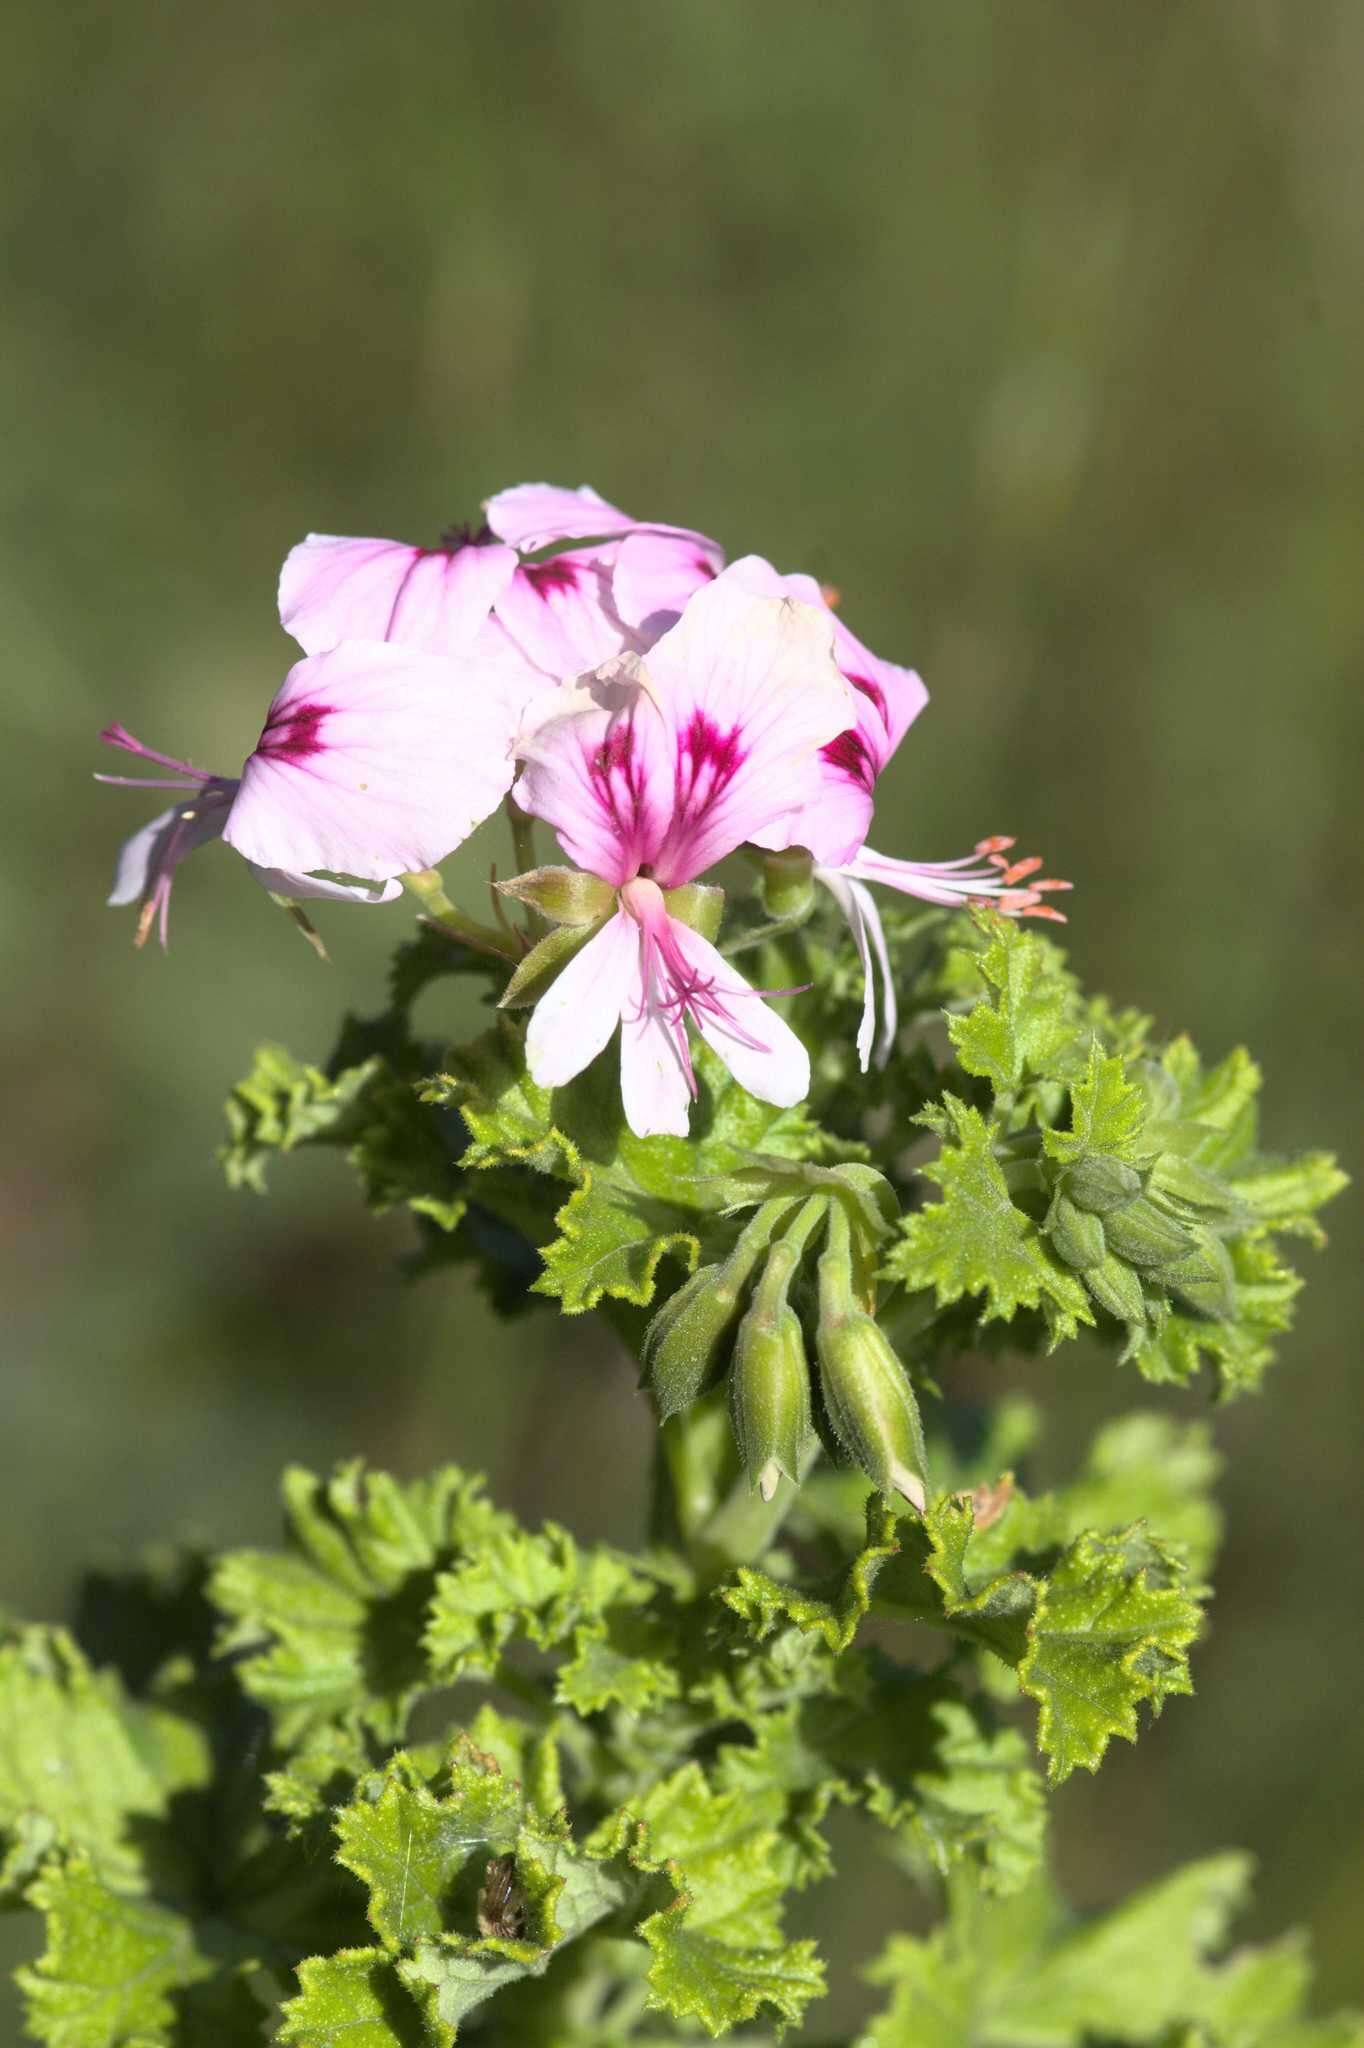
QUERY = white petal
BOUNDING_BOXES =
[224,641,530,881]
[816,869,896,1071]
[525,910,636,1090]
[818,868,876,1072]
[619,1000,692,1137]
[245,865,404,905]
[278,534,517,655]
[672,923,810,1110]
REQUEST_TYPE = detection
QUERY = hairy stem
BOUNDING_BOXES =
[401,867,519,959]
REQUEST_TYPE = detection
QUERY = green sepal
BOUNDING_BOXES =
[495,865,615,925]
[663,880,726,941]
[497,918,604,1010]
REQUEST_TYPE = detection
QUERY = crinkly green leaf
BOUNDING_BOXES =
[332,1743,657,2039]
[211,1462,511,1744]
[872,1495,1203,1781]
[713,1665,1045,1899]
[0,1629,209,1895]
[628,1764,826,2036]
[279,1948,433,2047]
[1017,1526,1200,1781]
[888,1098,1093,1343]
[432,1020,846,1313]
[968,1412,1222,1579]
[719,1494,903,1653]
[17,1855,217,2048]
[857,1852,1362,2048]
[1044,1042,1149,1166]
[946,915,1078,1097]
[423,1521,655,1690]
[221,1042,466,1231]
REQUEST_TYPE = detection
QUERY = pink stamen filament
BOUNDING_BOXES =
[99,724,209,780]
[621,877,793,1099]
[850,836,1072,923]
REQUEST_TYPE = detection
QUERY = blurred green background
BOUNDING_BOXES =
[2,1,1361,2036]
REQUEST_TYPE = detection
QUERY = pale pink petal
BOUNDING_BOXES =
[107,801,226,906]
[637,562,854,886]
[525,908,637,1090]
[278,534,518,656]
[245,865,404,905]
[513,664,673,886]
[493,552,626,680]
[484,482,637,551]
[722,554,928,867]
[485,481,723,560]
[224,641,529,881]
[748,776,875,871]
[611,530,725,638]
[669,921,810,1109]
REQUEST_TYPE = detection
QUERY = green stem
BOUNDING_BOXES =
[720,897,817,959]
[659,1387,735,1547]
[688,1435,822,1582]
[401,868,518,959]
[504,795,540,886]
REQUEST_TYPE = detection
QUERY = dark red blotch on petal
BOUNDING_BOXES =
[846,670,890,736]
[821,727,877,791]
[258,702,331,762]
[525,558,582,599]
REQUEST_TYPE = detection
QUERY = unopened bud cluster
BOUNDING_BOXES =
[642,1164,927,1509]
[1041,1064,1243,1347]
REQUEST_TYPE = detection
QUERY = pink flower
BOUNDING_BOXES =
[100,635,536,943]
[277,482,724,690]
[97,723,401,948]
[719,558,1070,1069]
[514,567,855,1136]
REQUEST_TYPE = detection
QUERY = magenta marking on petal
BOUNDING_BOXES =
[821,727,877,792]
[846,670,890,734]
[678,710,744,790]
[258,702,331,762]
[692,552,717,581]
[525,558,582,598]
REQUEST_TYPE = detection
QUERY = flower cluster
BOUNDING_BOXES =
[99,482,1067,1134]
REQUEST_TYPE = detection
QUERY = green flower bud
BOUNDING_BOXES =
[1102,1196,1196,1269]
[814,1205,928,1510]
[1146,1151,1240,1215]
[641,1263,742,1419]
[757,846,816,919]
[1047,1193,1107,1272]
[1159,1228,1236,1321]
[1063,1154,1144,1215]
[640,1197,797,1418]
[730,1244,813,1503]
[1084,1250,1148,1327]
